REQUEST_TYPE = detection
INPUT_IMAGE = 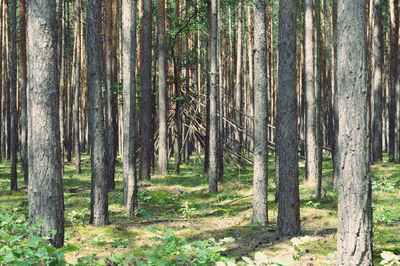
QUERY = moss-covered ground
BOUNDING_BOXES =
[0,152,399,265]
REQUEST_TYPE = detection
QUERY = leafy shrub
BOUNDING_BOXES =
[380,251,400,265]
[0,207,77,265]
[373,207,400,225]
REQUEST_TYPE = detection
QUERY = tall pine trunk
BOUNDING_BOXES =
[27,0,64,247]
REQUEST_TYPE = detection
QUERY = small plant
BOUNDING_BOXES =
[380,251,400,265]
[88,233,107,246]
[138,207,154,220]
[305,200,322,209]
[373,207,400,225]
[138,227,235,265]
[179,201,196,218]
[290,236,312,261]
[372,178,396,193]
[67,208,89,226]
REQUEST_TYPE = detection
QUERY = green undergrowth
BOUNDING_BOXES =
[0,152,399,265]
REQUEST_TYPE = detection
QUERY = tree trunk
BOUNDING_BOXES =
[27,0,64,247]
[372,0,383,163]
[73,0,81,175]
[105,0,116,188]
[252,0,268,226]
[10,0,17,191]
[157,0,168,176]
[388,0,398,162]
[122,0,137,216]
[336,0,373,264]
[87,0,109,226]
[208,0,218,193]
[234,0,243,161]
[140,0,153,180]
[276,0,300,237]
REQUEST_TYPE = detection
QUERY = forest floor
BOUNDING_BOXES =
[0,152,399,265]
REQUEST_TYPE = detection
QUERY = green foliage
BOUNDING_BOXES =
[67,208,89,227]
[372,178,397,193]
[0,208,77,265]
[179,201,196,218]
[373,207,400,225]
[305,200,322,209]
[139,227,235,266]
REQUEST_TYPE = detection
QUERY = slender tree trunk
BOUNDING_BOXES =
[0,0,3,164]
[157,0,168,176]
[209,0,218,193]
[276,0,300,237]
[122,0,137,215]
[87,0,109,226]
[10,0,17,191]
[140,0,153,180]
[234,0,243,161]
[27,0,64,247]
[73,0,81,174]
[252,0,268,226]
[105,0,116,188]
[336,0,373,264]
[372,0,383,163]
[388,0,398,162]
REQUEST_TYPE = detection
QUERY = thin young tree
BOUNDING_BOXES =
[122,0,137,215]
[10,0,17,191]
[209,0,218,193]
[27,0,64,247]
[157,0,168,176]
[234,0,243,160]
[336,0,373,263]
[252,0,268,226]
[140,0,153,180]
[276,0,300,237]
[87,0,109,226]
[20,0,28,184]
[72,0,81,174]
[372,0,383,162]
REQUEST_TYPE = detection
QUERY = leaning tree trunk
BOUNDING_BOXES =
[372,0,383,163]
[122,0,137,215]
[140,0,153,180]
[157,0,168,176]
[87,0,109,226]
[27,0,64,247]
[336,0,373,264]
[10,0,17,191]
[276,0,300,238]
[252,0,268,226]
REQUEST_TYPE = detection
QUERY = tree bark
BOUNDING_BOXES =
[87,0,109,226]
[252,0,268,226]
[73,0,81,175]
[27,0,64,247]
[234,0,243,161]
[372,0,383,163]
[140,0,153,180]
[122,0,137,216]
[276,0,300,238]
[388,0,398,162]
[208,0,218,193]
[336,0,373,264]
[157,0,168,176]
[10,0,18,191]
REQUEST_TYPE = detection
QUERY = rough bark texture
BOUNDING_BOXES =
[336,0,373,264]
[208,0,218,193]
[140,0,153,180]
[388,0,398,162]
[87,0,109,226]
[157,0,168,176]
[10,0,17,191]
[252,0,268,226]
[27,0,64,247]
[122,0,137,215]
[20,0,28,184]
[276,0,300,238]
[372,0,383,162]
